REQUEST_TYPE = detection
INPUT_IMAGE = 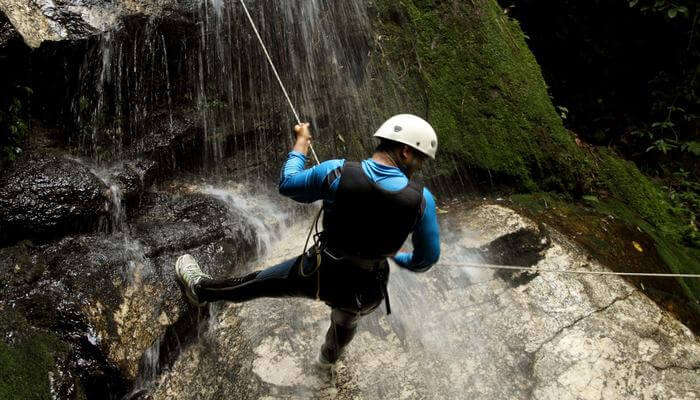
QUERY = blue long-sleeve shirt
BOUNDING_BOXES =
[279,151,440,272]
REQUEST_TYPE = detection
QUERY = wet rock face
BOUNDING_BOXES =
[0,155,109,244]
[0,0,197,47]
[0,188,260,397]
[0,10,19,47]
[121,110,205,178]
[102,158,158,209]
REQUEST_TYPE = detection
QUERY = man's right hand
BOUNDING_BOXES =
[293,122,312,155]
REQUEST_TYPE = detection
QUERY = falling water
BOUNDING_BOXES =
[93,31,111,160]
[202,184,298,256]
[72,19,176,163]
[68,0,411,178]
[161,34,174,132]
[63,2,478,394]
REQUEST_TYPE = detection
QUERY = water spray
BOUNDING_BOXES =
[238,0,326,291]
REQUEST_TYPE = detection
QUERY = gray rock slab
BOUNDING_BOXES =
[149,205,699,400]
[0,0,196,47]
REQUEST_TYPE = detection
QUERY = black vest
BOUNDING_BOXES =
[322,161,425,260]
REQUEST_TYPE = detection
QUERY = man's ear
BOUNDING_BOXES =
[400,145,411,160]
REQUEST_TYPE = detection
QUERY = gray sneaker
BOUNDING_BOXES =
[175,254,211,306]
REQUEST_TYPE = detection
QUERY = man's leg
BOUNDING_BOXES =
[319,308,361,364]
[197,256,318,302]
[176,254,318,305]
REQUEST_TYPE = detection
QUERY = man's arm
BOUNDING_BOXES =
[278,152,343,202]
[392,188,440,272]
[278,123,343,203]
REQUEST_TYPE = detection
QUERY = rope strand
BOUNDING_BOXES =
[439,261,700,278]
[238,0,321,165]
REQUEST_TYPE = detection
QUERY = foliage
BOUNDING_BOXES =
[499,0,699,248]
[628,0,690,18]
[499,0,698,182]
[0,85,31,162]
[665,168,700,247]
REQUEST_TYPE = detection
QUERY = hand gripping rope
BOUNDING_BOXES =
[239,0,700,282]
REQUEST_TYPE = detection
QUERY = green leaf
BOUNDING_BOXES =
[683,141,700,156]
[583,195,599,204]
[668,8,677,18]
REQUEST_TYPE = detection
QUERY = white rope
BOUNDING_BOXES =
[238,0,321,165]
[439,261,700,278]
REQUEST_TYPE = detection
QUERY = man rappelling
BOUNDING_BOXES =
[175,114,441,366]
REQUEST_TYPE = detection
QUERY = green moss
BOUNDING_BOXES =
[0,308,71,400]
[371,0,592,192]
[596,148,677,237]
[0,333,65,399]
[594,198,700,309]
[592,147,699,304]
[510,192,566,214]
[510,192,700,323]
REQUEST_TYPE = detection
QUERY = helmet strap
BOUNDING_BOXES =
[383,151,399,169]
[384,150,413,177]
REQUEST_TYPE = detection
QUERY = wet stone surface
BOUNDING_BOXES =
[0,186,262,398]
[0,155,109,244]
[0,0,198,47]
[148,205,699,400]
[0,9,19,47]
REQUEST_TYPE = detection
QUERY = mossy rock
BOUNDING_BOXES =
[370,0,592,192]
[510,192,699,331]
[0,309,77,400]
[370,0,699,313]
[591,147,699,305]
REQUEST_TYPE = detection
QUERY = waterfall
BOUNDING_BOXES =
[68,0,402,177]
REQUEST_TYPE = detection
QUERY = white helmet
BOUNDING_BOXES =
[373,114,438,159]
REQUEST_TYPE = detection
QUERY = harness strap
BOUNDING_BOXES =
[378,268,391,315]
